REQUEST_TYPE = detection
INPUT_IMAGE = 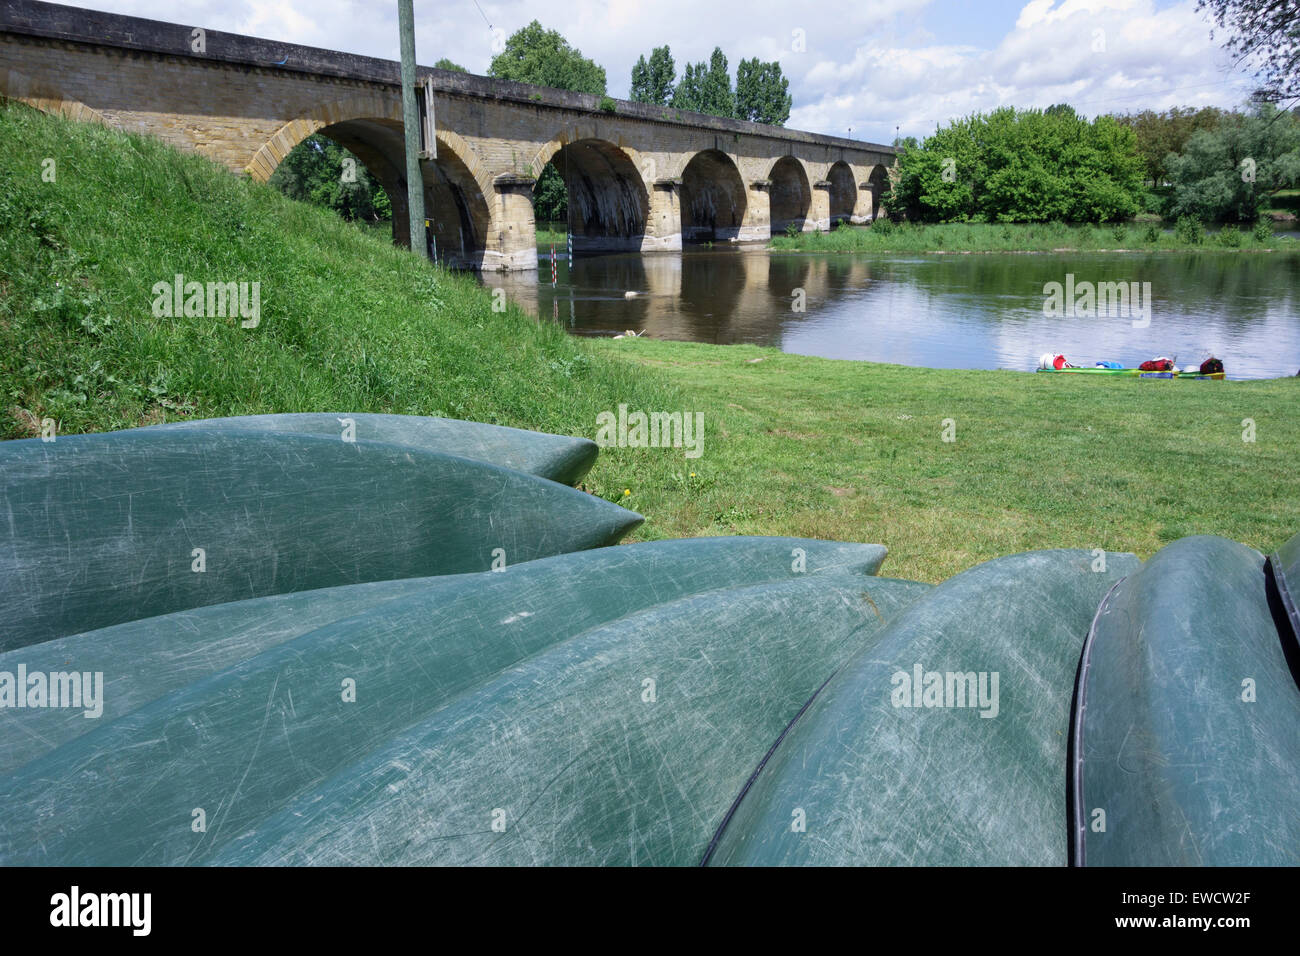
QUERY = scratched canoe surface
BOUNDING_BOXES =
[0,536,887,776]
[144,413,599,486]
[1270,528,1300,648]
[704,549,1140,867]
[1075,536,1300,866]
[0,537,900,865]
[208,576,932,867]
[0,428,642,650]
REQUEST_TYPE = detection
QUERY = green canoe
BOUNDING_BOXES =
[1269,529,1300,649]
[0,537,901,865]
[0,428,641,650]
[144,412,598,486]
[0,536,887,776]
[211,576,932,867]
[704,549,1139,866]
[1073,536,1300,866]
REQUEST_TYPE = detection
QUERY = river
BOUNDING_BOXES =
[482,248,1300,380]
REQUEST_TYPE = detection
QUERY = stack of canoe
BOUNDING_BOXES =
[0,415,1294,866]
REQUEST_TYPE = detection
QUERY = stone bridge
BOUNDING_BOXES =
[0,0,896,271]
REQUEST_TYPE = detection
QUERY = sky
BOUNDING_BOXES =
[55,0,1258,143]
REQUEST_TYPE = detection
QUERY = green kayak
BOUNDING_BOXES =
[705,549,1139,866]
[1073,536,1300,866]
[0,536,887,776]
[0,539,904,866]
[0,428,641,650]
[145,412,598,486]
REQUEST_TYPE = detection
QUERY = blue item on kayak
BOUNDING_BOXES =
[1095,361,1123,369]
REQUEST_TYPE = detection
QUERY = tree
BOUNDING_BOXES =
[698,48,735,119]
[433,58,467,73]
[886,107,1146,223]
[671,62,704,112]
[630,46,675,106]
[1198,0,1300,103]
[1165,104,1300,221]
[1112,107,1227,185]
[487,20,606,95]
[269,134,392,223]
[735,58,792,126]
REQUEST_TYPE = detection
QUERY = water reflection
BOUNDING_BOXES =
[481,248,1300,379]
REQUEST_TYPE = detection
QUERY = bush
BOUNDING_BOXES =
[1216,224,1242,247]
[1143,223,1161,244]
[784,221,801,238]
[1253,219,1275,243]
[1175,216,1205,245]
[1111,225,1128,244]
[870,215,895,235]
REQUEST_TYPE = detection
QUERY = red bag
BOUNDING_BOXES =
[1139,358,1174,372]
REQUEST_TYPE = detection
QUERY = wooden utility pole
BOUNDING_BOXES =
[397,0,428,258]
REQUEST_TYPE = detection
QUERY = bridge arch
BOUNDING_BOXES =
[769,156,812,234]
[865,164,890,220]
[530,137,650,254]
[681,149,747,243]
[245,95,491,263]
[0,66,108,125]
[827,161,857,225]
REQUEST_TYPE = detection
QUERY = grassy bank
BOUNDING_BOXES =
[3,102,1296,582]
[771,220,1296,254]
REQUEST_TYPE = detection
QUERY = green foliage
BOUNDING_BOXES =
[268,134,391,223]
[1164,104,1300,222]
[1199,0,1300,103]
[1112,107,1226,185]
[886,107,1146,223]
[1252,219,1275,242]
[433,58,467,73]
[673,48,734,118]
[630,46,675,106]
[1175,215,1206,244]
[599,96,617,113]
[533,164,568,225]
[735,58,791,126]
[1216,224,1242,247]
[1143,223,1162,243]
[487,20,606,95]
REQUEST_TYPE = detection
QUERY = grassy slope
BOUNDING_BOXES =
[0,101,678,506]
[2,102,1296,582]
[771,220,1295,254]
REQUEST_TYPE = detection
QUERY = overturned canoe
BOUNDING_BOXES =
[0,536,888,776]
[0,536,901,865]
[1269,528,1300,648]
[0,428,641,650]
[212,576,932,866]
[705,549,1139,867]
[1073,536,1300,866]
[144,412,598,485]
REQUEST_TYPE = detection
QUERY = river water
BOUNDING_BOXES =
[483,248,1300,380]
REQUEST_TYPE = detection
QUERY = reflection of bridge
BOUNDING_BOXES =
[0,1,895,272]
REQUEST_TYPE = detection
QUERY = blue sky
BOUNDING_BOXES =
[59,0,1258,143]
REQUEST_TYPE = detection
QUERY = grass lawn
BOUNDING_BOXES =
[591,339,1298,582]
[3,101,1296,583]
[772,220,1295,254]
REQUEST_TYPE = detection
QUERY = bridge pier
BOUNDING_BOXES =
[810,181,832,232]
[485,174,538,272]
[643,179,683,252]
[746,180,773,241]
